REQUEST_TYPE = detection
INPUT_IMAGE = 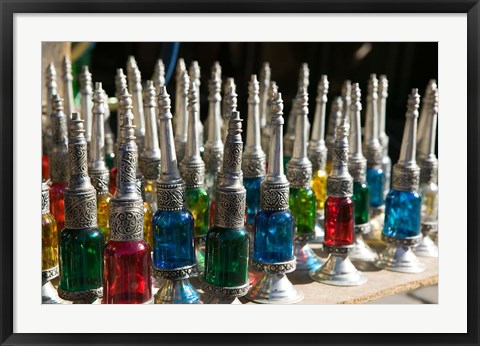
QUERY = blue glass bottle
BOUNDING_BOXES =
[244,177,264,228]
[366,166,385,208]
[382,190,421,239]
[152,209,196,269]
[253,210,294,263]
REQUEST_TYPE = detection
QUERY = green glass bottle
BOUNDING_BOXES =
[58,113,104,303]
[289,187,316,235]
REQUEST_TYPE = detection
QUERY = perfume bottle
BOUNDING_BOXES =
[174,67,189,162]
[286,87,322,271]
[378,75,392,199]
[189,61,204,154]
[153,86,200,304]
[204,64,224,201]
[42,180,61,304]
[348,83,377,262]
[62,55,75,126]
[309,95,367,287]
[48,95,69,233]
[415,88,439,257]
[79,66,93,146]
[325,97,342,174]
[307,75,329,243]
[58,113,104,304]
[363,74,385,236]
[246,91,303,304]
[242,75,266,235]
[180,81,210,273]
[259,62,271,154]
[376,89,425,273]
[88,82,111,241]
[203,110,250,304]
[139,80,161,216]
[103,88,152,304]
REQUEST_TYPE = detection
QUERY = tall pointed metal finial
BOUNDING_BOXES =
[348,83,367,182]
[222,78,238,143]
[115,68,128,148]
[378,75,389,151]
[62,56,75,122]
[126,56,137,94]
[139,80,161,181]
[341,80,352,127]
[153,59,166,89]
[286,87,312,188]
[88,82,110,195]
[180,81,205,188]
[204,66,224,174]
[49,94,69,183]
[308,75,329,171]
[325,97,343,165]
[189,61,201,87]
[130,64,146,148]
[363,73,383,166]
[174,69,190,161]
[188,61,204,148]
[46,63,58,119]
[419,89,438,184]
[417,79,438,155]
[79,66,93,144]
[242,74,266,178]
[261,81,278,157]
[392,89,421,192]
[259,62,271,129]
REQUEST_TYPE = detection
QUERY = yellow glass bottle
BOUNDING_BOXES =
[97,192,111,241]
[42,182,59,273]
[143,201,154,250]
[311,169,327,213]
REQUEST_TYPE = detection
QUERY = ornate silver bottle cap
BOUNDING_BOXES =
[363,73,383,167]
[104,91,115,158]
[180,81,206,188]
[115,68,128,148]
[130,64,146,147]
[62,56,75,122]
[188,61,204,147]
[392,89,421,192]
[286,87,312,189]
[327,101,353,198]
[204,66,224,174]
[88,82,110,195]
[259,62,271,129]
[153,59,166,88]
[139,80,161,181]
[109,89,144,241]
[46,62,58,120]
[308,75,329,172]
[126,56,137,94]
[157,86,186,211]
[42,179,50,214]
[341,80,352,127]
[378,75,389,156]
[174,69,189,161]
[261,91,289,211]
[79,66,93,144]
[49,95,69,183]
[64,113,97,230]
[242,74,266,178]
[348,83,367,183]
[419,89,438,185]
[215,110,246,229]
[326,97,343,164]
[417,79,438,155]
[222,78,238,144]
[266,81,278,130]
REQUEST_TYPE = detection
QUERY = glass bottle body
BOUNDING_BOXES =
[97,193,111,241]
[143,202,154,251]
[366,166,385,208]
[353,181,370,226]
[42,212,58,271]
[103,240,152,304]
[185,187,210,239]
[152,209,196,269]
[253,210,294,263]
[58,227,104,293]
[204,225,249,288]
[324,196,355,247]
[289,187,316,236]
[420,182,438,223]
[144,179,157,214]
[311,169,327,216]
[42,155,50,181]
[49,181,68,232]
[383,189,422,239]
[243,177,264,229]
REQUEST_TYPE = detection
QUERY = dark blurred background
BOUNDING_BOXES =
[78,42,437,164]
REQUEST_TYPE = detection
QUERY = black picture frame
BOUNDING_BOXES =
[1,1,478,345]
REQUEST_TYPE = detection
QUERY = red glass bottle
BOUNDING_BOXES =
[109,167,117,195]
[42,155,50,181]
[324,196,355,247]
[49,181,67,232]
[103,240,152,303]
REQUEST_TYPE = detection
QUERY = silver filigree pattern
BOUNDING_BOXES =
[89,171,109,195]
[223,142,243,174]
[326,177,353,197]
[308,149,328,172]
[286,163,312,188]
[381,233,422,247]
[180,162,205,189]
[355,222,371,235]
[42,266,59,282]
[109,200,144,241]
[42,183,50,214]
[202,281,249,298]
[49,152,69,183]
[348,159,367,182]
[152,264,198,280]
[139,157,161,181]
[250,258,296,274]
[421,222,438,235]
[242,154,266,178]
[58,287,103,302]
[392,165,420,192]
[295,233,315,243]
[324,244,355,255]
[420,161,438,185]
[215,191,246,229]
[156,183,186,211]
[203,148,223,173]
[261,183,289,211]
[64,190,97,229]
